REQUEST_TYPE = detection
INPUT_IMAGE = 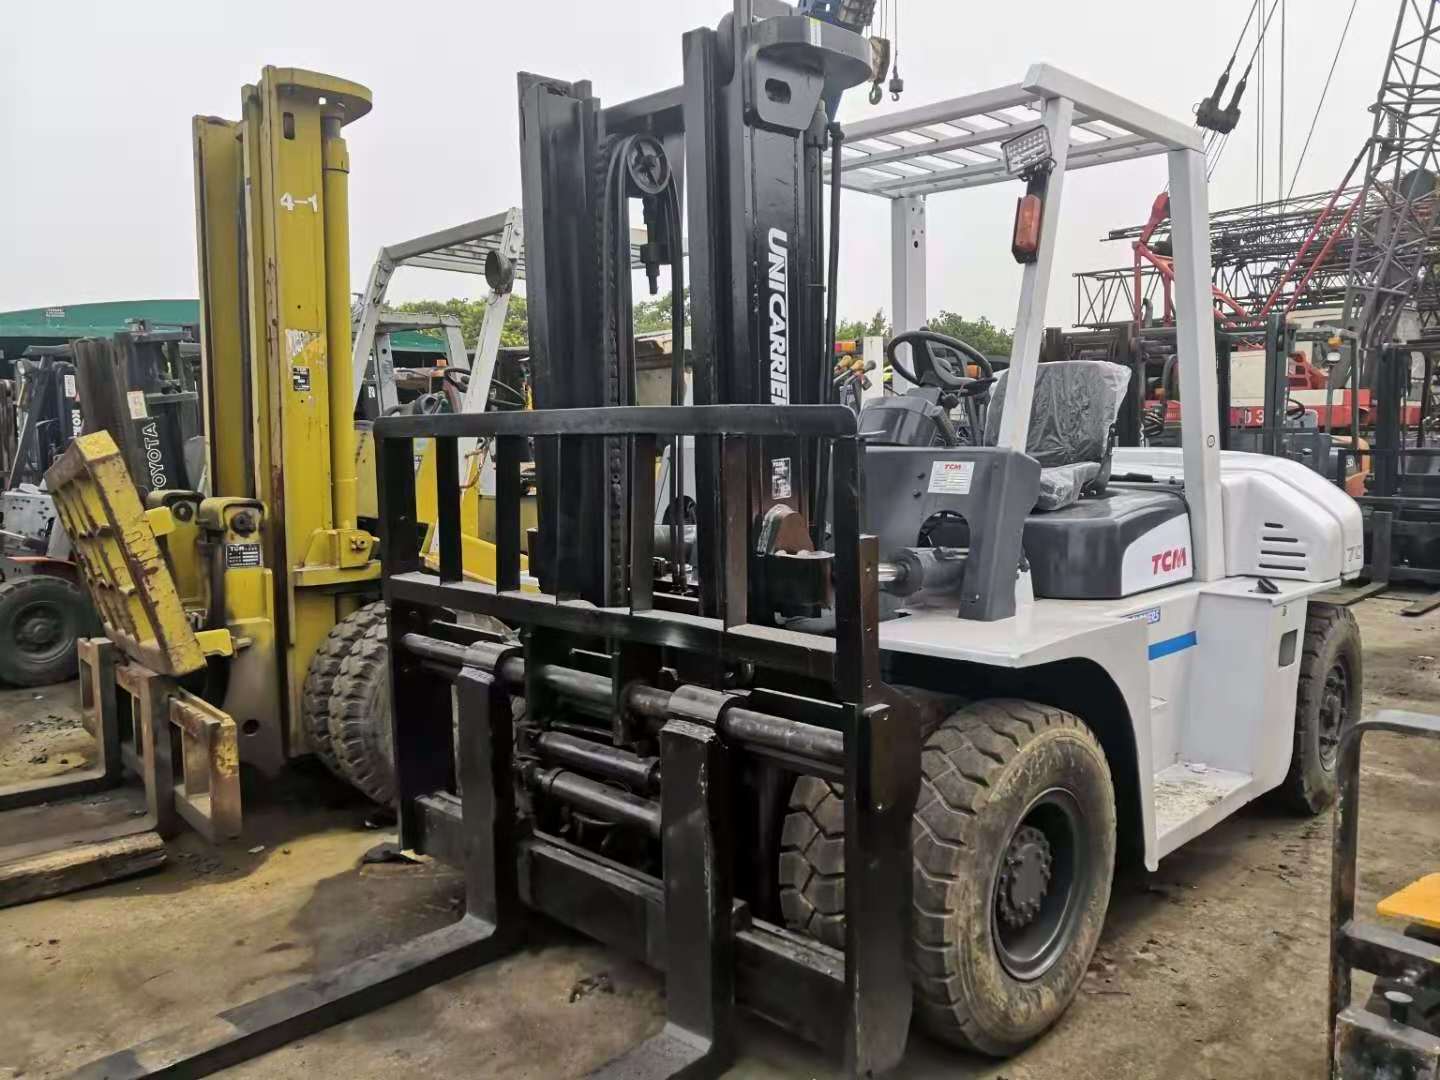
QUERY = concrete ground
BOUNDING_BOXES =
[1,594,1437,1079]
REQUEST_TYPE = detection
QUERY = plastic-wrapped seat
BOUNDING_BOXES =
[982,360,1132,511]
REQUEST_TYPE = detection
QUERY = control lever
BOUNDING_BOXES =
[955,375,996,398]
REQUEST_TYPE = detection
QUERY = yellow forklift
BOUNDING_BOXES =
[0,68,510,902]
[185,66,383,794]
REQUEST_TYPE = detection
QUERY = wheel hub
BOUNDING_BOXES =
[997,824,1053,929]
[1318,662,1349,769]
[15,604,62,651]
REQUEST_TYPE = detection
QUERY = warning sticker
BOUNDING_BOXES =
[126,390,148,420]
[64,373,78,399]
[928,460,974,495]
[225,543,262,569]
[285,328,320,362]
[291,366,312,392]
[771,457,792,500]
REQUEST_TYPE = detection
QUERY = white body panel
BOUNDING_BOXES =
[866,450,1362,871]
[1120,514,1194,594]
[877,572,1322,871]
[1113,447,1365,580]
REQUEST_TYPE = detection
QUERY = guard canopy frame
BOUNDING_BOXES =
[825,63,1224,581]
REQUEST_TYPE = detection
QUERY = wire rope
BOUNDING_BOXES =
[1285,0,1360,201]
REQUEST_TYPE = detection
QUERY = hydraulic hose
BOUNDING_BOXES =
[813,120,845,543]
[824,120,844,393]
[599,135,642,600]
[666,180,687,585]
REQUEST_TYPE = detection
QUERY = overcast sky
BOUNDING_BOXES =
[0,0,1394,330]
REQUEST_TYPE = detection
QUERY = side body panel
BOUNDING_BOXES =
[880,570,1322,869]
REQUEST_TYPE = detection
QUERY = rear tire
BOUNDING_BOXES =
[301,601,386,777]
[0,575,100,687]
[1275,604,1361,815]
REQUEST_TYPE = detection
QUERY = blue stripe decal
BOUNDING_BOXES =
[1148,631,1198,661]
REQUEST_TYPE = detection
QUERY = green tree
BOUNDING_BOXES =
[388,295,530,349]
[835,309,890,342]
[924,310,1013,356]
[633,289,690,335]
[833,308,1014,355]
[394,290,692,349]
[392,294,1014,359]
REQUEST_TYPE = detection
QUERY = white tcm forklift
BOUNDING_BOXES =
[763,63,1367,1053]
[71,7,1366,1077]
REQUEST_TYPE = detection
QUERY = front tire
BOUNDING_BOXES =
[911,700,1115,1055]
[778,698,1116,1057]
[0,575,100,687]
[301,601,386,776]
[326,613,518,806]
[778,686,957,949]
[778,775,846,949]
[1275,604,1362,815]
[328,617,396,805]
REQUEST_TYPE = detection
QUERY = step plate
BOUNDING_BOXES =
[1153,763,1253,858]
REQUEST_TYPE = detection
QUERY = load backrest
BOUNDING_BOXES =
[45,430,208,677]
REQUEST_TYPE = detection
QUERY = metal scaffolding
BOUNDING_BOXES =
[1075,186,1380,329]
[1073,0,1440,354]
[1341,0,1440,375]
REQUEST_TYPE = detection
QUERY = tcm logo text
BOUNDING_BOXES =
[1151,547,1188,574]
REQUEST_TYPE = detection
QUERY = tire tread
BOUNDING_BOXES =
[301,601,385,775]
[777,696,1114,1056]
[327,616,395,805]
[910,700,1101,1053]
[1276,603,1361,815]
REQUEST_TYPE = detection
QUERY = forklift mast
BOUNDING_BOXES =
[519,0,870,615]
[192,68,380,756]
[6,350,83,489]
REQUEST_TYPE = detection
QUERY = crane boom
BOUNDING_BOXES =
[1338,0,1440,382]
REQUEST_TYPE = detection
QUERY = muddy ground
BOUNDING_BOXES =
[1,594,1437,1080]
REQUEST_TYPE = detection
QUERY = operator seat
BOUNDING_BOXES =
[982,360,1131,511]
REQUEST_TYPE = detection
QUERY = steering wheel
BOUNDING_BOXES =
[886,329,994,390]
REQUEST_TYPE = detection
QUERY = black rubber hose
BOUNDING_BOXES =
[666,182,686,408]
[813,121,844,545]
[602,135,639,407]
[598,135,641,597]
[824,121,844,397]
[666,181,686,585]
[1162,354,1180,403]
